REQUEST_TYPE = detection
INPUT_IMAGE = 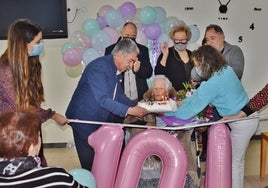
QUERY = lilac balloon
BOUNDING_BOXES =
[63,48,83,67]
[103,27,120,44]
[188,24,200,43]
[96,16,107,29]
[119,2,136,20]
[82,48,100,66]
[136,28,148,46]
[98,5,114,17]
[104,9,124,28]
[91,30,111,51]
[144,23,162,40]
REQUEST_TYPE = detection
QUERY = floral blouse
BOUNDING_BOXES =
[0,61,54,122]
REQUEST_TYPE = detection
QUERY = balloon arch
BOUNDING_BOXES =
[61,2,200,77]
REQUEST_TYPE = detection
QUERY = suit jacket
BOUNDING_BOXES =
[65,55,135,125]
[105,37,153,100]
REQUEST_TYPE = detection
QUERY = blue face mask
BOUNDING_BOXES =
[195,66,203,77]
[28,43,44,56]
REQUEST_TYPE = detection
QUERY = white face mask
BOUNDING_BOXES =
[174,42,187,51]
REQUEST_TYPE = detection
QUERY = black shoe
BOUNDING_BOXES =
[200,151,206,162]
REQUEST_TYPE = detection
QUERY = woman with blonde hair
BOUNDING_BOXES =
[155,24,194,91]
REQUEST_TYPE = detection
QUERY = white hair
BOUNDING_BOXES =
[150,75,172,91]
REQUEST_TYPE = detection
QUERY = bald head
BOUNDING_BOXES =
[121,22,137,39]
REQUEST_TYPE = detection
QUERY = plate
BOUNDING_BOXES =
[138,99,177,112]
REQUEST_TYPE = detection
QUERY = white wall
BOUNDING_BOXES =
[0,0,267,143]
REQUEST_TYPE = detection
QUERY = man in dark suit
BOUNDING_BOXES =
[65,38,148,171]
[105,22,153,102]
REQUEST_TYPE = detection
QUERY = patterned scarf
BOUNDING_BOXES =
[0,156,41,176]
[249,83,268,112]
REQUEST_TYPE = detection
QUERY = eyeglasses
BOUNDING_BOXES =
[173,38,187,43]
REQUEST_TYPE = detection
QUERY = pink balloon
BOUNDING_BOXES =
[63,48,83,67]
[88,126,124,188]
[115,129,188,188]
[103,27,120,44]
[98,5,114,17]
[205,123,232,188]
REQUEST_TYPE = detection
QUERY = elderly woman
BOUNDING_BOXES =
[124,74,177,126]
[124,75,200,188]
[0,110,85,187]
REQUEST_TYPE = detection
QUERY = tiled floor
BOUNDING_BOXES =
[44,139,268,187]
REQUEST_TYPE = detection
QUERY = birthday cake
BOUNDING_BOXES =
[138,99,177,112]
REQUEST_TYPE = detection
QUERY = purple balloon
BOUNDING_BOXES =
[144,23,162,40]
[119,2,136,19]
[96,16,107,29]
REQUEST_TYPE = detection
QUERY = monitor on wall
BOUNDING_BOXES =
[0,0,68,40]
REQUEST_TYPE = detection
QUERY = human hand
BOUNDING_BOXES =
[190,80,200,88]
[220,111,247,121]
[160,42,169,56]
[133,60,141,72]
[51,113,69,126]
[176,100,183,106]
[146,122,156,126]
[127,106,149,118]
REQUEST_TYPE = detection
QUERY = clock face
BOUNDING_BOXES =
[218,0,231,14]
